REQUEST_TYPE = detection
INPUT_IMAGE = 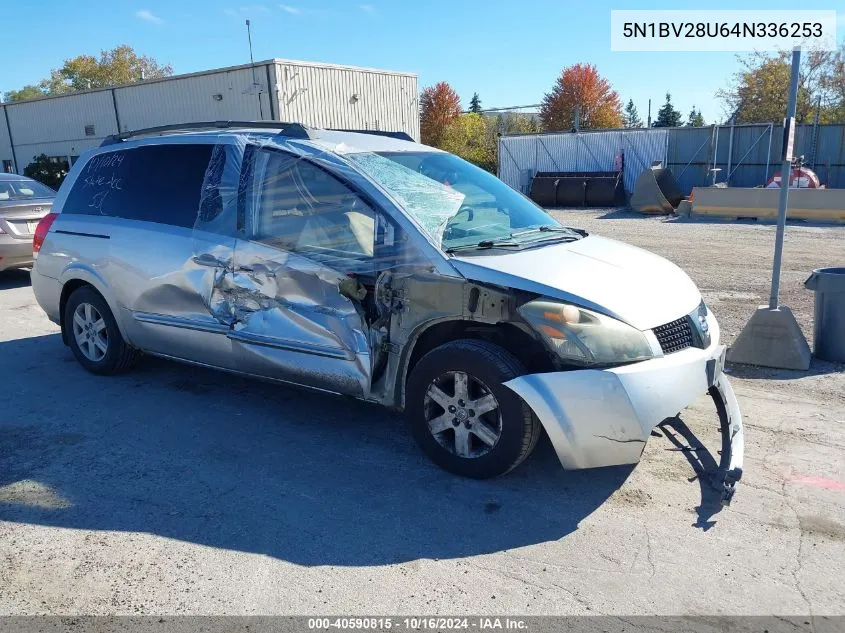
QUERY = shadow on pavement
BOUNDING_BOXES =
[0,269,32,290]
[726,359,844,380]
[0,333,632,566]
[658,417,724,531]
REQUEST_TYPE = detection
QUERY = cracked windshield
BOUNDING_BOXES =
[348,151,579,251]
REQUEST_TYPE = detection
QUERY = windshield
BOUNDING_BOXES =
[0,179,56,202]
[347,151,577,251]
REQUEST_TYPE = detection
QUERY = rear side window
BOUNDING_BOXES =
[64,144,214,229]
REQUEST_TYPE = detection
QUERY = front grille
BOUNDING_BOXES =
[653,317,694,354]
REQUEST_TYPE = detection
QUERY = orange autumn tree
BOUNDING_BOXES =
[540,64,623,131]
[420,82,462,146]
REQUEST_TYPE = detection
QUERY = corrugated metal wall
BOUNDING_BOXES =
[3,90,118,168]
[501,124,845,197]
[274,61,419,140]
[115,66,272,130]
[499,129,669,194]
[0,107,14,171]
[0,59,419,174]
[667,123,845,192]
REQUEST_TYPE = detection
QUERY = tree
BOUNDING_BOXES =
[652,93,682,127]
[440,114,497,173]
[4,45,173,100]
[539,63,622,131]
[496,111,541,135]
[468,92,482,114]
[686,106,705,127]
[820,46,845,123]
[420,82,462,146]
[623,99,643,128]
[23,155,68,190]
[3,85,45,103]
[716,46,845,124]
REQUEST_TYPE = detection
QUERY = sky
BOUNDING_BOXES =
[1,1,843,125]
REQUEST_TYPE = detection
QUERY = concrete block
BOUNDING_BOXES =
[691,187,845,223]
[727,305,811,370]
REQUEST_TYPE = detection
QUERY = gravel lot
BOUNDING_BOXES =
[1,210,844,616]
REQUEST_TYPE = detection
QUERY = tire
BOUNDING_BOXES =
[64,286,139,375]
[406,339,541,478]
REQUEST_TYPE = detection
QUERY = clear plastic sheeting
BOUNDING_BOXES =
[196,142,241,237]
[347,152,464,247]
[187,131,429,398]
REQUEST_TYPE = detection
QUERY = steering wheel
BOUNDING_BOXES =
[442,205,476,241]
[454,205,475,221]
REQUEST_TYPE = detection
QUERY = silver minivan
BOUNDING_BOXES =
[31,122,743,498]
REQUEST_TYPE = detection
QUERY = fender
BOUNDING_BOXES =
[58,263,134,346]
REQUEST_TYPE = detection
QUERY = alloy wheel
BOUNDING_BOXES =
[72,302,109,362]
[423,371,503,458]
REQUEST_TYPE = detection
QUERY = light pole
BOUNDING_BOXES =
[727,47,811,371]
[245,19,264,120]
[768,48,801,309]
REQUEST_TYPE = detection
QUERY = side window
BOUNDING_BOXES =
[64,144,215,230]
[246,150,376,270]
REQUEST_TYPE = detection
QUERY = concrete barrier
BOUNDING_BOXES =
[691,187,845,223]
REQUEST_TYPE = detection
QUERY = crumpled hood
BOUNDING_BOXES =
[450,235,701,330]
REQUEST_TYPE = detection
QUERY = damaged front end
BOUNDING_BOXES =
[503,340,744,505]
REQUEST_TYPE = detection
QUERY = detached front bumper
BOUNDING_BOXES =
[504,327,744,504]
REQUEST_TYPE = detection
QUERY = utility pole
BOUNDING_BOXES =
[647,98,652,127]
[245,19,264,120]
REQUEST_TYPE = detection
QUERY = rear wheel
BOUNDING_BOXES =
[406,339,541,478]
[65,286,139,375]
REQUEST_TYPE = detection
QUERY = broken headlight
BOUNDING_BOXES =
[519,299,657,365]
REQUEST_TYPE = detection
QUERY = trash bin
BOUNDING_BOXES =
[804,267,845,362]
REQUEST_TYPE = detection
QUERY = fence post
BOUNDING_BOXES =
[726,119,735,186]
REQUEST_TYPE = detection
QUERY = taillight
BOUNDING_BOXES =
[33,213,59,256]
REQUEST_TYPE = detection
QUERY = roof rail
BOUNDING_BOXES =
[100,120,312,146]
[328,129,414,142]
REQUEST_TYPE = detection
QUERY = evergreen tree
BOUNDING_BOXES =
[623,99,643,128]
[686,106,705,127]
[652,92,683,127]
[469,92,483,114]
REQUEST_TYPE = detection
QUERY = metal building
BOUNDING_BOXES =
[0,58,419,174]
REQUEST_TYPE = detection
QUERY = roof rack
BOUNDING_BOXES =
[328,129,414,142]
[100,120,312,146]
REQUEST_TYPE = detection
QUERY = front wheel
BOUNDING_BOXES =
[406,339,541,478]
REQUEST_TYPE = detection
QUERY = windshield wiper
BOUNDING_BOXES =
[510,225,576,237]
[445,239,521,254]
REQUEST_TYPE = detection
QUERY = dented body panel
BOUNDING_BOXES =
[374,273,522,409]
[227,239,372,396]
